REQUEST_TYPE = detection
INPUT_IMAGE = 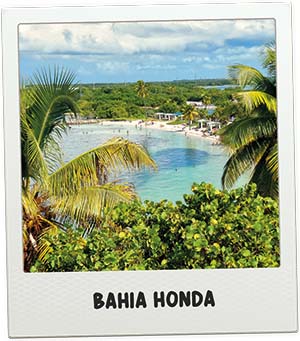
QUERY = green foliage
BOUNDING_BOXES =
[219,43,278,199]
[166,119,186,125]
[76,80,241,120]
[135,80,148,100]
[77,99,97,118]
[159,100,179,113]
[31,183,279,272]
[182,104,199,129]
[213,101,245,122]
[21,68,157,272]
[126,104,145,118]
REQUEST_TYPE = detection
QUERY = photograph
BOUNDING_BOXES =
[2,1,298,337]
[19,19,280,273]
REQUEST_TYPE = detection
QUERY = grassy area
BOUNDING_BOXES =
[166,120,200,128]
[166,119,186,125]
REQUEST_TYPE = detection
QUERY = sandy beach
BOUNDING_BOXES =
[71,119,221,143]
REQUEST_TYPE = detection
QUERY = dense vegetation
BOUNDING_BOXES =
[76,79,242,121]
[31,183,279,272]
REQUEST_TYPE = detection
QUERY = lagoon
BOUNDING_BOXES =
[61,123,246,202]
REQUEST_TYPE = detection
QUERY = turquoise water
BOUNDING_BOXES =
[61,123,245,202]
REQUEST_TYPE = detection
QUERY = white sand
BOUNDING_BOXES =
[99,119,221,142]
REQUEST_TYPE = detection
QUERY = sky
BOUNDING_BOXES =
[19,20,275,84]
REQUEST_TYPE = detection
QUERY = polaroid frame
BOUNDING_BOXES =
[2,2,298,338]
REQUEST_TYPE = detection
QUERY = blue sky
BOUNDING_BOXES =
[19,20,275,84]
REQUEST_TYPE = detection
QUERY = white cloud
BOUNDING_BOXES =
[136,63,176,71]
[183,56,201,63]
[96,61,129,73]
[19,20,275,81]
[19,19,275,56]
[214,46,264,63]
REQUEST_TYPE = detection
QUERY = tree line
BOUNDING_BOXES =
[75,79,243,121]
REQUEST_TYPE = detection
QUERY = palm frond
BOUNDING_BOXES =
[222,139,270,189]
[228,64,276,96]
[265,143,278,183]
[49,137,157,197]
[229,64,265,87]
[36,217,60,262]
[22,190,39,218]
[250,147,278,198]
[20,86,35,115]
[262,42,276,79]
[20,110,49,184]
[182,105,198,123]
[236,91,277,114]
[26,67,78,150]
[219,115,277,150]
[183,111,198,121]
[51,183,136,225]
[42,135,64,173]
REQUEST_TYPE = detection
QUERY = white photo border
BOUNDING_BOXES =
[2,2,298,337]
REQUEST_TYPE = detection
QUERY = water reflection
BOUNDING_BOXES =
[153,148,209,169]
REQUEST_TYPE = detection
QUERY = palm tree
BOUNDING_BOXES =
[218,43,277,198]
[21,67,156,270]
[182,104,199,130]
[201,94,212,109]
[135,80,148,101]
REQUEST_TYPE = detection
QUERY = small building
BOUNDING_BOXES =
[186,101,216,110]
[198,119,208,129]
[155,112,182,121]
[207,121,222,132]
[186,101,203,108]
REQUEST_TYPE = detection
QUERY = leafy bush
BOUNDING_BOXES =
[31,183,279,272]
[95,102,129,119]
[125,104,145,118]
[159,100,179,113]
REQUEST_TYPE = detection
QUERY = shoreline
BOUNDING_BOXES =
[68,119,221,143]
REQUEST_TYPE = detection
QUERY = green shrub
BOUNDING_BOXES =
[31,183,279,272]
[158,100,179,113]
